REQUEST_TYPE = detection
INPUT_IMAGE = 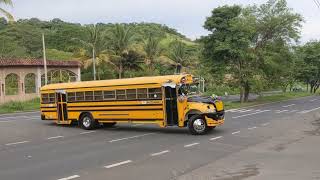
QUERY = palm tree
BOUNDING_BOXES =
[73,24,104,80]
[143,34,162,73]
[0,0,14,21]
[106,24,135,78]
[168,40,191,74]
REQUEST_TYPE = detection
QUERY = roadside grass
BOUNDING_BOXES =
[224,92,313,110]
[0,98,40,114]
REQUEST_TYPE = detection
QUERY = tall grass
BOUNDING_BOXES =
[0,98,40,114]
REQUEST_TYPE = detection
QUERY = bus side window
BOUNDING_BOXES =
[104,91,115,100]
[41,94,49,103]
[116,90,126,100]
[67,92,76,102]
[137,88,147,99]
[85,91,94,101]
[148,88,162,99]
[49,93,55,103]
[76,92,85,101]
[127,89,137,100]
[94,91,103,101]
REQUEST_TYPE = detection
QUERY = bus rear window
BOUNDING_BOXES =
[41,94,49,103]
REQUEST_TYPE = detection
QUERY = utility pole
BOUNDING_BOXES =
[42,33,48,85]
[92,47,96,80]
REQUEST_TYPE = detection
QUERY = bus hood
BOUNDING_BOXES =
[187,96,217,104]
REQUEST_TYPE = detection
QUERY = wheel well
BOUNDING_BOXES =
[79,112,92,122]
[184,110,203,127]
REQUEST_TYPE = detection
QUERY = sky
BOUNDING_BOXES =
[6,0,320,42]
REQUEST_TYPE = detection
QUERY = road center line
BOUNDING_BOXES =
[232,131,241,135]
[261,123,270,126]
[299,107,320,114]
[248,126,257,130]
[109,133,155,143]
[150,150,170,156]
[5,141,30,146]
[232,110,270,119]
[47,136,64,140]
[282,104,295,108]
[184,142,199,147]
[79,131,96,135]
[276,110,289,113]
[104,160,132,169]
[210,136,223,141]
[57,175,80,180]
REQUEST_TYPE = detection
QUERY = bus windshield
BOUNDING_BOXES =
[179,83,200,96]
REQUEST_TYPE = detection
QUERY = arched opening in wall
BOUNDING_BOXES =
[5,73,19,95]
[41,69,77,86]
[25,73,36,94]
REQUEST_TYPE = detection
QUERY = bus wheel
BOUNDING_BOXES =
[188,115,208,135]
[103,122,117,128]
[80,113,96,130]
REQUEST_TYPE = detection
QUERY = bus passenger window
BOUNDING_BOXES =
[76,92,85,101]
[67,92,76,102]
[41,94,49,103]
[148,88,162,99]
[126,89,137,100]
[94,91,103,101]
[137,88,147,99]
[104,91,115,100]
[85,91,94,101]
[49,93,55,103]
[116,90,126,100]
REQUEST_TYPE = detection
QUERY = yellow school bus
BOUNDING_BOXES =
[40,74,224,135]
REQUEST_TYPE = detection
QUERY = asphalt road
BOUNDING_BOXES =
[0,96,319,180]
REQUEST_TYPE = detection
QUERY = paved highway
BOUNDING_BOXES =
[0,96,319,180]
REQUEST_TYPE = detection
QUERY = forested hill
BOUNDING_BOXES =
[0,17,195,60]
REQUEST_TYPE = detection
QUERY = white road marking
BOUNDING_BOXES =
[5,141,29,146]
[150,150,170,156]
[210,136,223,141]
[310,99,318,102]
[47,136,64,140]
[289,110,298,113]
[275,110,289,114]
[299,107,320,114]
[132,124,143,127]
[232,131,241,135]
[109,133,155,143]
[104,160,132,169]
[261,123,270,126]
[232,110,270,119]
[248,126,257,130]
[57,175,80,180]
[184,142,199,148]
[238,109,253,113]
[282,104,295,108]
[79,131,96,135]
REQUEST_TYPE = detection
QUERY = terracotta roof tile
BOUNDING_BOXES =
[0,58,81,67]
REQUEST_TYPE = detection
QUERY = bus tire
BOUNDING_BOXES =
[79,113,97,130]
[188,115,208,135]
[103,122,117,128]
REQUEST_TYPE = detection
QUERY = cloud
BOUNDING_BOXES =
[10,0,320,41]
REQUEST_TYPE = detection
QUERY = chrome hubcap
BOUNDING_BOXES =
[83,117,91,128]
[193,119,206,133]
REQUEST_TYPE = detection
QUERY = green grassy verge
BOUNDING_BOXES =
[0,98,40,114]
[224,92,313,110]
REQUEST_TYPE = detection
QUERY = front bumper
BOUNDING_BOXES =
[204,111,225,127]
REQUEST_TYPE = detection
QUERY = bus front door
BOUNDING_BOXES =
[164,85,178,126]
[56,90,68,123]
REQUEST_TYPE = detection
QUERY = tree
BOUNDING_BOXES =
[106,24,135,78]
[168,40,191,74]
[73,24,105,80]
[201,0,302,102]
[0,0,14,22]
[143,34,162,73]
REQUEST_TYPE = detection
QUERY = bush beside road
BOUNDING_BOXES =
[0,98,39,114]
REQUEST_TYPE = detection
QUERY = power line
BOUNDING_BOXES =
[313,0,320,8]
